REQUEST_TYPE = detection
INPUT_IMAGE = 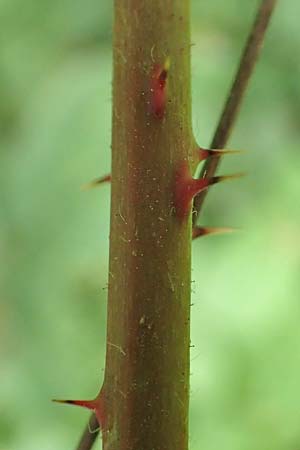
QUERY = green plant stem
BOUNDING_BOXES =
[192,0,277,225]
[74,1,277,449]
[102,1,193,450]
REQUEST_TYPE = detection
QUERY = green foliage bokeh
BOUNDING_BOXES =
[1,1,299,449]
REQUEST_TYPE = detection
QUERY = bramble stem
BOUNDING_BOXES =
[102,2,193,450]
[192,0,277,224]
[77,0,276,450]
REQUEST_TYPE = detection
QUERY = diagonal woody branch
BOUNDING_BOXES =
[75,414,99,450]
[74,1,277,449]
[193,0,277,225]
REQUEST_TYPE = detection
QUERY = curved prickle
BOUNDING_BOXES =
[174,161,244,218]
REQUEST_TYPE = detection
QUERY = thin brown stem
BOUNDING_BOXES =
[192,0,277,225]
[74,1,277,449]
[75,413,99,450]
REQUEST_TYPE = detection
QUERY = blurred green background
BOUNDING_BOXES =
[1,1,299,449]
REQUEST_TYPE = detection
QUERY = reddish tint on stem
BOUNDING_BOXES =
[150,58,170,119]
[175,161,243,218]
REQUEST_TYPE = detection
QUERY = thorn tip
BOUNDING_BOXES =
[211,172,246,185]
[197,147,244,161]
[193,226,238,239]
[81,174,111,191]
[52,399,96,410]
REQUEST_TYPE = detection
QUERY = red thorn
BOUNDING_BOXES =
[52,399,96,410]
[53,391,106,430]
[150,57,170,119]
[198,147,243,161]
[192,226,237,240]
[81,174,111,191]
[209,173,245,184]
[175,161,244,218]
[175,162,205,218]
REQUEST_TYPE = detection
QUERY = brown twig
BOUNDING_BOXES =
[75,1,277,449]
[75,413,99,450]
[193,0,277,225]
